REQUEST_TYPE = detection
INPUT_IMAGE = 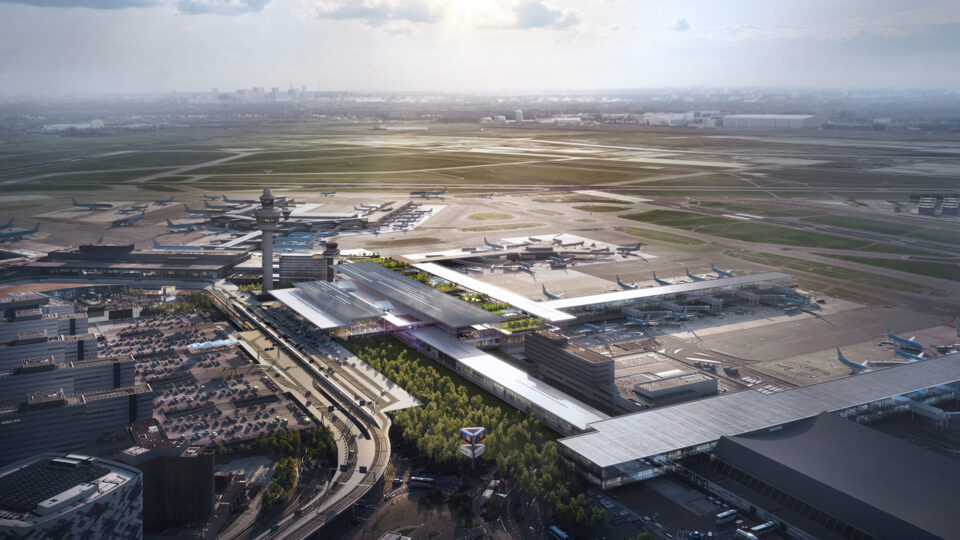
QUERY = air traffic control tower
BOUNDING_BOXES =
[254,188,282,292]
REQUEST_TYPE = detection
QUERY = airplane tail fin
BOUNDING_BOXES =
[153,238,160,247]
[3,218,11,227]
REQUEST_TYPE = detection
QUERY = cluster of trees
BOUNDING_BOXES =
[306,424,337,463]
[236,280,296,293]
[262,457,298,507]
[502,317,546,332]
[341,337,605,534]
[151,293,214,315]
[252,429,301,458]
[462,294,510,313]
[354,257,408,271]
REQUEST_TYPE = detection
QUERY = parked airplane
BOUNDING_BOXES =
[320,191,336,197]
[837,348,870,373]
[505,260,533,269]
[72,198,113,210]
[410,186,446,199]
[167,219,203,230]
[625,317,651,326]
[894,348,925,361]
[183,204,212,215]
[206,224,233,233]
[117,204,148,215]
[202,194,220,200]
[616,243,644,254]
[652,271,671,286]
[204,200,233,210]
[0,218,13,230]
[152,239,204,251]
[112,212,145,227]
[616,275,638,290]
[314,225,342,238]
[886,328,924,353]
[222,195,256,204]
[541,284,564,300]
[0,223,39,241]
[478,193,494,199]
[483,237,505,250]
[96,234,104,244]
[711,262,734,278]
[782,296,811,306]
[685,267,706,282]
[583,322,612,334]
[154,196,174,205]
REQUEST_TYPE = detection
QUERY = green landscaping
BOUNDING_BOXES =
[821,255,960,283]
[460,222,542,232]
[723,249,934,294]
[572,205,632,213]
[341,337,605,535]
[614,226,705,245]
[622,210,939,255]
[468,213,513,221]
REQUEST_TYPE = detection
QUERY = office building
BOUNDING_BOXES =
[0,385,154,466]
[278,243,339,282]
[0,453,143,539]
[0,331,97,370]
[0,355,135,404]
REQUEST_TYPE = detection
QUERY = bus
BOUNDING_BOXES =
[715,509,738,524]
[751,522,776,537]
[547,525,570,540]
[408,476,435,488]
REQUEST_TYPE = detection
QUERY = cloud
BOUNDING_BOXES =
[672,18,689,31]
[176,0,269,14]
[0,0,157,8]
[514,0,579,29]
[312,0,436,26]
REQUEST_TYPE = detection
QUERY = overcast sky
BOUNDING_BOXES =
[0,0,958,95]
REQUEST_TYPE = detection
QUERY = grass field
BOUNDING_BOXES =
[528,209,562,215]
[692,201,823,218]
[468,213,513,221]
[622,210,940,255]
[821,255,960,283]
[801,215,960,246]
[460,222,543,232]
[724,249,933,294]
[572,205,632,212]
[614,226,706,245]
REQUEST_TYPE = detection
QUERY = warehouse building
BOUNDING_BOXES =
[24,244,250,282]
[0,453,143,539]
[723,114,820,130]
[690,412,960,540]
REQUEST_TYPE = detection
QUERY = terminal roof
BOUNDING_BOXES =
[294,281,382,321]
[541,272,793,309]
[409,327,608,431]
[0,457,109,513]
[339,262,502,328]
[560,352,960,468]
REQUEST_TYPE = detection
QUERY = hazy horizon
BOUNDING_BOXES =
[1,0,959,95]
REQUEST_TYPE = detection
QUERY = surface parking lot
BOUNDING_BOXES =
[97,312,312,447]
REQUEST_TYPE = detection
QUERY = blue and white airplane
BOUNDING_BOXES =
[711,262,734,278]
[782,296,811,306]
[222,195,256,204]
[671,311,689,320]
[478,193,494,199]
[505,260,533,269]
[616,275,638,290]
[410,186,446,199]
[625,316,651,326]
[652,271,671,286]
[0,218,13,230]
[167,219,203,230]
[483,237,505,250]
[112,212,145,227]
[686,267,706,282]
[320,191,336,197]
[837,348,870,373]
[616,243,644,254]
[583,322,611,334]
[72,198,112,210]
[202,194,220,200]
[206,224,233,233]
[894,348,925,361]
[183,204,212,215]
[886,328,924,353]
[314,226,342,238]
[541,284,564,300]
[0,223,39,241]
[152,239,204,251]
[204,200,233,210]
[154,196,174,205]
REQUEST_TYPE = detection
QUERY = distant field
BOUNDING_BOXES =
[0,151,232,179]
[821,255,960,283]
[460,222,543,232]
[693,201,823,218]
[614,226,705,245]
[468,213,513,221]
[572,205,632,212]
[228,148,417,163]
[801,215,960,246]
[724,249,933,294]
[190,153,528,175]
[622,210,939,255]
